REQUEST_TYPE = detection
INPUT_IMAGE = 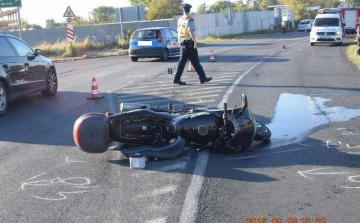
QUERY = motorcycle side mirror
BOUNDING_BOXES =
[239,94,248,115]
[168,102,172,113]
[223,103,228,124]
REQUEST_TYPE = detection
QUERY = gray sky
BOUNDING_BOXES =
[15,0,223,27]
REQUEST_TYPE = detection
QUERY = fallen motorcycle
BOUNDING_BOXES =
[73,95,271,159]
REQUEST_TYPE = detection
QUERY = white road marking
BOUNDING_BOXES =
[65,155,86,163]
[179,152,208,223]
[121,82,231,94]
[159,100,216,108]
[122,76,236,89]
[25,172,46,181]
[226,148,304,160]
[341,186,360,189]
[134,185,177,199]
[107,87,127,113]
[121,78,233,91]
[152,161,187,172]
[117,86,226,99]
[297,143,311,147]
[33,191,87,201]
[298,168,349,180]
[145,217,168,223]
[123,95,219,104]
[348,175,360,183]
[346,143,360,149]
[180,38,308,223]
[119,90,224,102]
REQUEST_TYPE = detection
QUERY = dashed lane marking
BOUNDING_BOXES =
[118,90,224,102]
[116,86,227,99]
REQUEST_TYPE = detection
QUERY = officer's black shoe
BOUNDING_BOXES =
[173,80,186,85]
[200,77,212,84]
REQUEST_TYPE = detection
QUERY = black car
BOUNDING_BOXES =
[0,33,58,116]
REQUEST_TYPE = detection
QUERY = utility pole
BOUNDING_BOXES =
[17,7,21,39]
[118,8,124,40]
[227,0,232,22]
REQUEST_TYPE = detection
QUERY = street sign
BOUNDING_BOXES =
[0,0,21,8]
[63,6,75,42]
[63,6,75,17]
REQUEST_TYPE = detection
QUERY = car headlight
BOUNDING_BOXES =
[336,31,341,35]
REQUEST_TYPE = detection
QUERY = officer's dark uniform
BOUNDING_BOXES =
[173,3,212,85]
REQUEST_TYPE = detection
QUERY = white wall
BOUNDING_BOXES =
[192,11,275,40]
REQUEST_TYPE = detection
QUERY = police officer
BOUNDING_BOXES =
[173,3,212,85]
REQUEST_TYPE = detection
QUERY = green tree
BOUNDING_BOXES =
[21,19,43,30]
[46,19,66,28]
[73,16,92,26]
[129,0,152,6]
[92,6,115,24]
[258,0,278,10]
[324,0,340,8]
[146,0,182,20]
[197,3,208,14]
[208,0,229,13]
[46,19,56,28]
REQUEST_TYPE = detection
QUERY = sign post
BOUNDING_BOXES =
[63,6,75,42]
[0,0,22,38]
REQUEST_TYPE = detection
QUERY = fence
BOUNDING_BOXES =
[8,10,286,46]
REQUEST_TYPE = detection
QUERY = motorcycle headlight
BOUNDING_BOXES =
[336,31,341,35]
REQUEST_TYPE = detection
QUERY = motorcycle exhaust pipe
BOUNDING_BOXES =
[120,103,151,113]
[73,113,110,153]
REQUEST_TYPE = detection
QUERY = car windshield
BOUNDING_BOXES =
[314,18,339,27]
[132,30,157,39]
[299,21,310,25]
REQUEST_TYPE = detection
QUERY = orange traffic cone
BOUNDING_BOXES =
[87,77,104,99]
[208,50,217,62]
[187,62,195,72]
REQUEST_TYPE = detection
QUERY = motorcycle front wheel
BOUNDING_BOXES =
[254,121,271,141]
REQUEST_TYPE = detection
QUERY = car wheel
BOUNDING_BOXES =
[41,68,58,96]
[161,49,169,61]
[310,42,314,46]
[131,57,138,62]
[0,82,9,117]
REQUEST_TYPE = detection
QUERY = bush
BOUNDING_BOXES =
[64,43,77,57]
[118,39,129,49]
[33,38,131,58]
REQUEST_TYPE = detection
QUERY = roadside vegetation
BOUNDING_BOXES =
[197,29,293,45]
[346,41,360,70]
[34,38,130,59]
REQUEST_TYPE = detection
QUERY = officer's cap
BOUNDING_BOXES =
[181,3,192,10]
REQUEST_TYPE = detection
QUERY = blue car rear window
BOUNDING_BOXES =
[133,30,157,39]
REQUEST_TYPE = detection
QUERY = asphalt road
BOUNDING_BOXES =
[1,32,360,223]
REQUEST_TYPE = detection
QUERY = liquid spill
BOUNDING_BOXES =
[267,93,360,149]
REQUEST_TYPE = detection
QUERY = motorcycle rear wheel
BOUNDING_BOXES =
[254,121,271,141]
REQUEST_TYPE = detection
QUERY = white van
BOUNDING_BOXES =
[310,13,343,46]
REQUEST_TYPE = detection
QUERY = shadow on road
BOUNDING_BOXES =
[0,91,220,147]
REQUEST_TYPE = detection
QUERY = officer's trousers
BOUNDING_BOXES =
[174,46,206,81]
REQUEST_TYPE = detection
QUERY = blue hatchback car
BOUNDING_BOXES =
[129,27,180,62]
